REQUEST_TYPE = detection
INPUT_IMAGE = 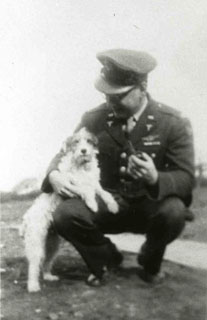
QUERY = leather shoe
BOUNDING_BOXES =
[86,272,107,287]
[138,268,166,284]
[137,242,147,267]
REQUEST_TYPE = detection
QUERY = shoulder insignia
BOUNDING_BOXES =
[156,102,181,118]
[182,116,193,136]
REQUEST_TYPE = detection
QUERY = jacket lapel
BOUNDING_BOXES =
[103,98,158,147]
[104,117,126,146]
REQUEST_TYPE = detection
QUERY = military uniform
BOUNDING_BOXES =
[43,98,194,205]
[41,50,195,281]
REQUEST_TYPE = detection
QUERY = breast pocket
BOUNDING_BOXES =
[134,142,165,167]
[98,144,118,167]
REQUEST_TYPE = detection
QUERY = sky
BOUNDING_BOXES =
[1,0,207,191]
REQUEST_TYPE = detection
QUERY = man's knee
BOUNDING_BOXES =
[158,197,185,225]
[53,198,90,229]
[158,197,185,236]
[150,197,186,242]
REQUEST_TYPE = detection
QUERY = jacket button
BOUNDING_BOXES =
[151,153,156,158]
[120,166,126,173]
[122,124,127,132]
[120,152,127,159]
[120,179,125,183]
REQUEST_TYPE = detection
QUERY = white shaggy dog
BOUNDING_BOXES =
[21,128,119,292]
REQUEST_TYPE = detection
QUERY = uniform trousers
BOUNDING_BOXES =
[52,195,185,278]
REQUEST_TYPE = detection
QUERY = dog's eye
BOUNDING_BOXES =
[87,138,93,145]
[72,139,79,145]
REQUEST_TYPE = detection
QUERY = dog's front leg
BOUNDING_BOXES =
[82,190,98,212]
[63,182,98,212]
[96,184,119,214]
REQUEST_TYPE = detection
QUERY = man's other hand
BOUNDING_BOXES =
[128,153,158,185]
[49,171,79,198]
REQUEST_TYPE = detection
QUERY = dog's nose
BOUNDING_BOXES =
[81,149,87,154]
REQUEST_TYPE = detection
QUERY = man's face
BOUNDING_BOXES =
[105,87,145,120]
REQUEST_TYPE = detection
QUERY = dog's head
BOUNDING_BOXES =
[62,128,98,166]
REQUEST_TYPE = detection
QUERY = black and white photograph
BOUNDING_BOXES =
[1,0,207,319]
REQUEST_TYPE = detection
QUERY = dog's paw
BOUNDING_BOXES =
[27,281,41,293]
[88,201,98,212]
[43,272,59,281]
[107,200,119,214]
[85,199,98,212]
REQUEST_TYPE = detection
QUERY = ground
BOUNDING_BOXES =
[1,186,207,320]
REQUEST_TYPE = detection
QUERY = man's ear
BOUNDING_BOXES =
[140,81,147,92]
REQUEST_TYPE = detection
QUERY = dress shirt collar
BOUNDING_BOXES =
[131,96,148,122]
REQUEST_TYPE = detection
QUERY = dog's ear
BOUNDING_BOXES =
[61,137,72,153]
[91,134,98,147]
[90,134,99,154]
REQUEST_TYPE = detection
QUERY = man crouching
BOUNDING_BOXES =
[42,49,195,286]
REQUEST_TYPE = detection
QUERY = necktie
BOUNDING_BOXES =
[126,116,137,133]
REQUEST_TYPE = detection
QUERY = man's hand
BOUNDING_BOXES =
[127,152,158,185]
[49,171,79,198]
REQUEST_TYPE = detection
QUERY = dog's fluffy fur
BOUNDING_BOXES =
[21,128,119,292]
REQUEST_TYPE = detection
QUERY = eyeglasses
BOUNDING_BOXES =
[106,87,135,103]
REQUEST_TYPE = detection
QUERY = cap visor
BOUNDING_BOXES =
[94,76,134,95]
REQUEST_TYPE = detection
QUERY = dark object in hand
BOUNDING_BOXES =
[127,140,145,160]
[135,151,145,160]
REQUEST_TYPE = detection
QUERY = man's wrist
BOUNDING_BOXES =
[48,170,60,184]
[148,171,158,186]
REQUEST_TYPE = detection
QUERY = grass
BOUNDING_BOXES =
[1,186,207,320]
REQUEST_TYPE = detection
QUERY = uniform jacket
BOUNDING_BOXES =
[42,97,195,207]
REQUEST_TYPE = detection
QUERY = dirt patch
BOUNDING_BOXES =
[1,186,207,319]
[1,243,206,320]
[181,186,207,242]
